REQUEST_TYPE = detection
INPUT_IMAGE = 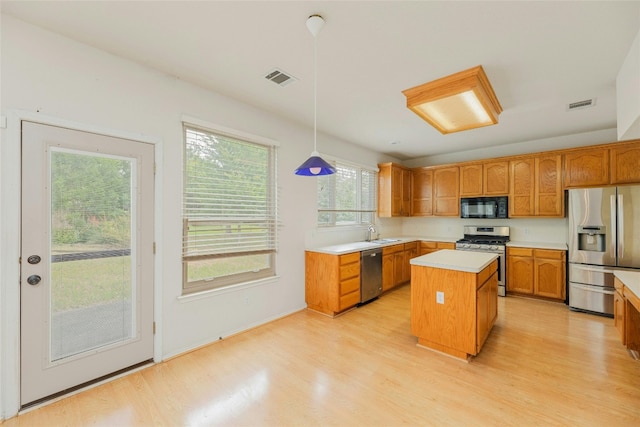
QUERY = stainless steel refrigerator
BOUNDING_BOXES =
[568,186,640,316]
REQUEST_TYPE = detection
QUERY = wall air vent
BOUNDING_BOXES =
[567,98,596,111]
[264,68,298,87]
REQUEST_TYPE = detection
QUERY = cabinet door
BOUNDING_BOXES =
[411,168,433,216]
[460,164,483,197]
[509,158,535,217]
[507,249,534,294]
[484,161,509,195]
[610,144,640,184]
[391,165,404,216]
[402,243,418,283]
[535,155,563,217]
[563,148,609,188]
[433,166,460,216]
[419,241,437,256]
[401,168,412,216]
[533,257,565,300]
[382,253,394,292]
[614,289,626,345]
[393,251,404,287]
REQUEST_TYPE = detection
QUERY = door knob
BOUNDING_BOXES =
[27,255,42,265]
[27,275,41,286]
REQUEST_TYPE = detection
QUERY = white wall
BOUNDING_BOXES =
[0,15,397,418]
[402,216,568,245]
[617,27,640,141]
[403,128,618,168]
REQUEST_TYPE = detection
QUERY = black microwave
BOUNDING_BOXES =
[460,196,508,219]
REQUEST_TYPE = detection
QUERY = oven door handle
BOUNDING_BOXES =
[570,283,615,295]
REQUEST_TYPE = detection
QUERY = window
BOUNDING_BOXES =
[317,159,377,226]
[182,124,277,294]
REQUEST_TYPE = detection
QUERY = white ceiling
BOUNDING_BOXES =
[2,1,639,160]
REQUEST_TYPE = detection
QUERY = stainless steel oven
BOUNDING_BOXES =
[456,226,509,296]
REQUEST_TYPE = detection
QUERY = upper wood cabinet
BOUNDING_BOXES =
[610,144,640,184]
[433,166,459,216]
[484,161,509,195]
[509,157,535,216]
[460,161,509,197]
[378,163,411,217]
[460,163,483,197]
[563,147,609,188]
[510,154,563,217]
[535,155,563,217]
[411,167,433,216]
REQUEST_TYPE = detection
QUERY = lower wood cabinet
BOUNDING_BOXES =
[305,251,360,317]
[506,247,566,300]
[477,271,499,353]
[614,278,626,344]
[383,242,418,291]
[419,241,455,256]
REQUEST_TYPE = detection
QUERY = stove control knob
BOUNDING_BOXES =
[471,244,480,249]
[490,245,498,250]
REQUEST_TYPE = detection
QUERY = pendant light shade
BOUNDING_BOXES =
[294,151,336,176]
[294,14,336,176]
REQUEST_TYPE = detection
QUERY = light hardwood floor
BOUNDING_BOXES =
[5,284,640,426]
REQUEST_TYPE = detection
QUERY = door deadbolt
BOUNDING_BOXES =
[27,255,41,265]
[27,275,42,286]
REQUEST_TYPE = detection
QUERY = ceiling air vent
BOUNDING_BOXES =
[567,98,596,111]
[264,68,298,87]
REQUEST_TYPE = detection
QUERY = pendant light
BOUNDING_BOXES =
[294,14,336,176]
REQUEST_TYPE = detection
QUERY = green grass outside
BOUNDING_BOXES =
[51,256,131,312]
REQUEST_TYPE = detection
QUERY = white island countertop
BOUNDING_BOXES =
[410,249,499,273]
[614,270,640,300]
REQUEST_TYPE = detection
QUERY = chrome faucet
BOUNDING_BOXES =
[367,223,377,242]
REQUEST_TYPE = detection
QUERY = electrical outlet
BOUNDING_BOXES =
[436,291,445,304]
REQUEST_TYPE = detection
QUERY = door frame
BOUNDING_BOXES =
[1,110,163,418]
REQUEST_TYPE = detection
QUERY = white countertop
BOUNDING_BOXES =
[410,249,499,273]
[307,236,456,255]
[507,241,568,250]
[614,270,640,300]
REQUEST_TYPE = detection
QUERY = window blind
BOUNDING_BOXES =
[317,160,377,226]
[182,125,277,291]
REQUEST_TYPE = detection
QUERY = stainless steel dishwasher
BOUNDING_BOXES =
[360,248,383,303]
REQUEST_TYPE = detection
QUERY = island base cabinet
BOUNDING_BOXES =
[410,260,498,360]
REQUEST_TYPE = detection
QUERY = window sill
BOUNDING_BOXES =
[177,275,280,304]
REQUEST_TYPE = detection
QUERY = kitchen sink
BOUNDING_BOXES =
[368,238,401,244]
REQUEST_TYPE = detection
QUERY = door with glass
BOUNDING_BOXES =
[20,121,155,406]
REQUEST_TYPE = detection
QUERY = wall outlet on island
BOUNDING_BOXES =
[436,291,445,304]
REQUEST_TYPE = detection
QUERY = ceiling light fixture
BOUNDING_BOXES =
[294,14,336,176]
[402,65,503,134]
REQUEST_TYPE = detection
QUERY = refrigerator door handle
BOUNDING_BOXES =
[610,194,617,262]
[618,194,624,260]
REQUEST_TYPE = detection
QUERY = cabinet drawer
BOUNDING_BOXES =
[534,249,565,260]
[340,252,360,265]
[420,241,437,249]
[340,276,360,296]
[340,262,360,280]
[404,242,418,251]
[508,247,533,257]
[383,244,404,255]
[339,291,360,310]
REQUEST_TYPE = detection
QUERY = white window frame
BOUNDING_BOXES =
[317,157,378,227]
[182,120,278,294]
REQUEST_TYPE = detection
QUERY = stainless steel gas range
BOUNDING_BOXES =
[456,226,510,297]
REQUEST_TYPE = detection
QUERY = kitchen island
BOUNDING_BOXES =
[410,250,499,361]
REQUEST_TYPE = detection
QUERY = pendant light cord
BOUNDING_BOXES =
[313,28,318,153]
